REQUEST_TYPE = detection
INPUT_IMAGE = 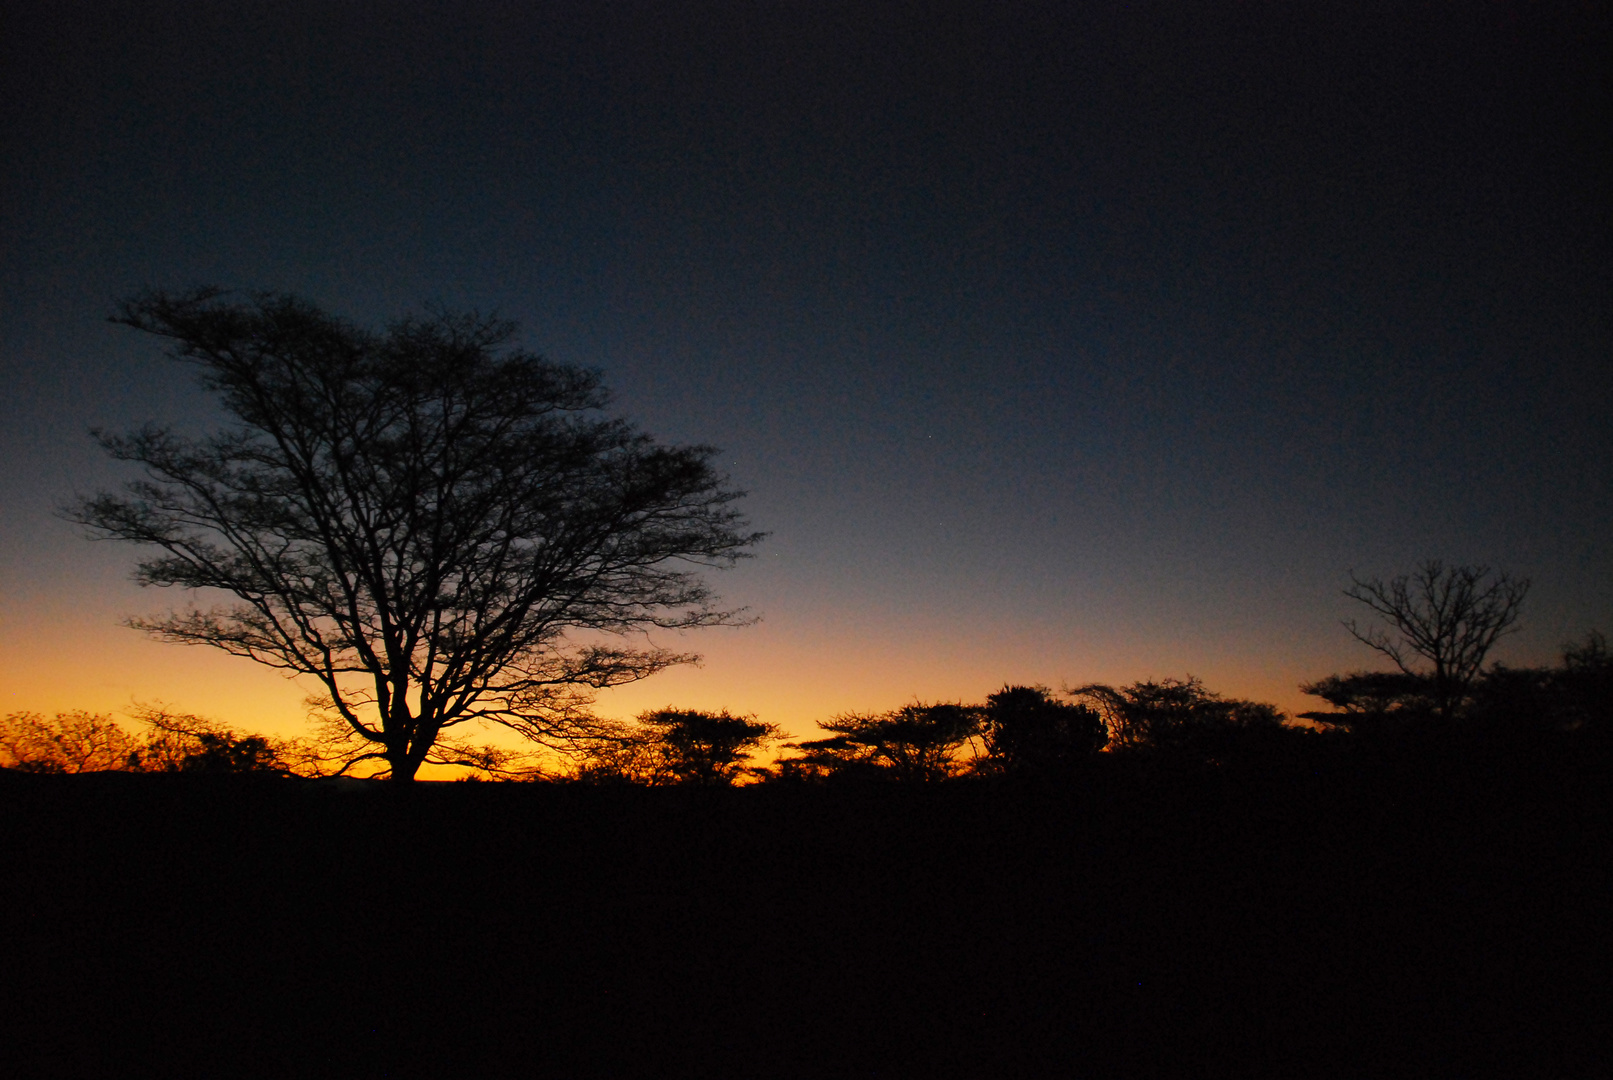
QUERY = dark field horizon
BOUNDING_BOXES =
[5,737,1605,1077]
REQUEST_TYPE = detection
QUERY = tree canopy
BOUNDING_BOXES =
[1069,677,1286,758]
[779,703,981,783]
[68,289,762,780]
[636,708,783,786]
[980,684,1107,774]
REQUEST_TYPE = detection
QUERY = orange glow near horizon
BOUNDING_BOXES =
[5,579,1334,766]
[2,526,1462,775]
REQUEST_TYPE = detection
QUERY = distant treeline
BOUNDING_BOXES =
[7,631,1608,784]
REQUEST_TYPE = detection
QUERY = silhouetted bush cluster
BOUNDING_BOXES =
[578,680,1306,787]
[0,708,298,776]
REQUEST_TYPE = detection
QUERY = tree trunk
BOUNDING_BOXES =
[389,745,422,782]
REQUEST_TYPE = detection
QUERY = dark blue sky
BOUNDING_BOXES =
[3,0,1608,734]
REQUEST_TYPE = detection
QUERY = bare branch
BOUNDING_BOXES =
[1341,560,1529,720]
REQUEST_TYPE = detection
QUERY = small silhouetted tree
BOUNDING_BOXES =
[636,708,782,786]
[1070,677,1285,757]
[802,703,980,783]
[1297,671,1437,733]
[771,734,880,783]
[1342,561,1529,721]
[980,685,1107,775]
[66,289,761,781]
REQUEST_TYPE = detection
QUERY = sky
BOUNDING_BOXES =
[2,0,1609,750]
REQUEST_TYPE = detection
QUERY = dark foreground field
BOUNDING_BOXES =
[4,746,1608,1077]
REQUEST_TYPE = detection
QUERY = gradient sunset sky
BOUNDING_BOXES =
[2,1,1608,745]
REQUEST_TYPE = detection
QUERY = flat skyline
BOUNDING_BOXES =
[3,1,1608,749]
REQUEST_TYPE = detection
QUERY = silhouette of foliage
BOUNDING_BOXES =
[980,684,1107,774]
[1069,677,1286,758]
[1466,631,1613,740]
[637,708,783,786]
[66,289,761,781]
[570,709,781,785]
[565,719,665,784]
[769,734,883,783]
[1297,671,1437,732]
[790,703,980,783]
[134,707,299,775]
[0,707,312,775]
[1559,631,1613,738]
[1342,561,1529,721]
[0,711,141,773]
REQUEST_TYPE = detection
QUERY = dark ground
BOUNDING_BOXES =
[4,744,1608,1077]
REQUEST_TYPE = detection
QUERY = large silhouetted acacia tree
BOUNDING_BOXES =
[68,289,762,781]
[1342,561,1529,722]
